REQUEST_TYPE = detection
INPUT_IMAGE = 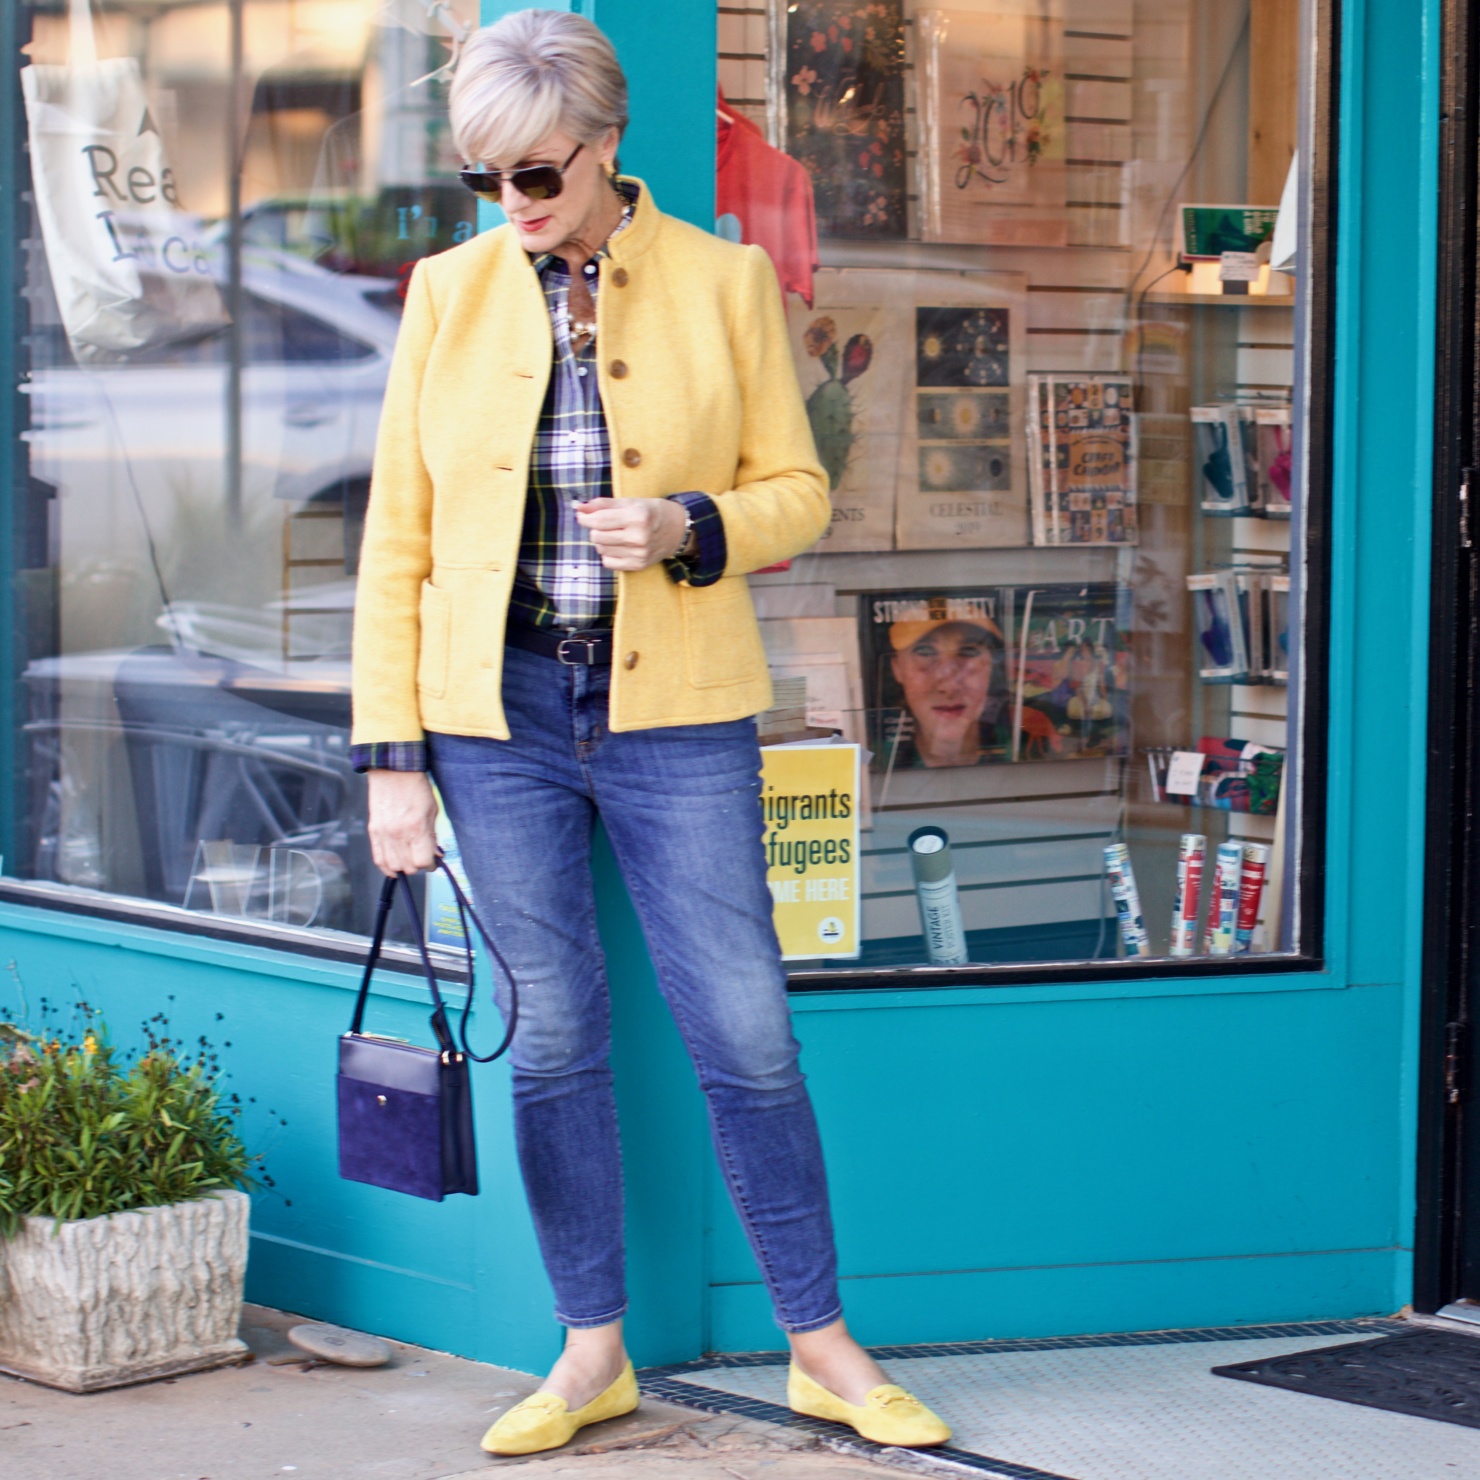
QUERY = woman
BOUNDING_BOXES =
[350,9,950,1459]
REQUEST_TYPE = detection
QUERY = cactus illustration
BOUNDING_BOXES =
[801,316,873,490]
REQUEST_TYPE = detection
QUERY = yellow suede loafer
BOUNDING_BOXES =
[480,1360,640,1456]
[787,1363,952,1447]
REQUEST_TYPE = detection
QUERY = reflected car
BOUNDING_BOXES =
[22,250,402,659]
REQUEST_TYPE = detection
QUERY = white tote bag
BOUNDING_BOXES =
[20,0,228,363]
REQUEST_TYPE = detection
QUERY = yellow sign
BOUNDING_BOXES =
[760,744,861,960]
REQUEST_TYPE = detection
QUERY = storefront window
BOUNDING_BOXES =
[720,0,1322,975]
[3,0,1324,975]
[10,0,477,941]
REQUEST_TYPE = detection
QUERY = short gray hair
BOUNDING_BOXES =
[449,10,629,168]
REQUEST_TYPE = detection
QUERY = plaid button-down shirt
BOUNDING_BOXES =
[507,212,627,631]
[351,186,727,774]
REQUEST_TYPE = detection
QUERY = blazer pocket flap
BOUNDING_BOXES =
[682,579,766,688]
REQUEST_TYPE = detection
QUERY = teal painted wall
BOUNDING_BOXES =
[708,0,1446,1353]
[715,980,1406,1349]
[0,0,1440,1371]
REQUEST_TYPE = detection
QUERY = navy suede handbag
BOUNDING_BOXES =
[337,862,517,1201]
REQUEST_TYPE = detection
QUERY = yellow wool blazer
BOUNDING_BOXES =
[350,180,830,746]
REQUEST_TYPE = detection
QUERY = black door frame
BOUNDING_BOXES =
[1416,0,1480,1315]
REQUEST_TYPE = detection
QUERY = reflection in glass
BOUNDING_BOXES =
[6,1,1314,974]
[14,0,478,938]
[729,0,1308,970]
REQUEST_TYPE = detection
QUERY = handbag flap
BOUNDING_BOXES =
[339,1032,444,1095]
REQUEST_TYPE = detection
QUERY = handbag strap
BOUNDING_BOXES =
[438,863,520,1063]
[346,862,518,1064]
[348,873,400,1039]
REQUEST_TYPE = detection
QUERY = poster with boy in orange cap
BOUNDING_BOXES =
[859,584,1131,770]
[860,591,1012,770]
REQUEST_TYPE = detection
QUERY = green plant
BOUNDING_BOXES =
[0,1015,255,1237]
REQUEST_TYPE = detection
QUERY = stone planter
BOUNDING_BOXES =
[0,1189,250,1392]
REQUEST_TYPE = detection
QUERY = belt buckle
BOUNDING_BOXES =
[556,634,600,666]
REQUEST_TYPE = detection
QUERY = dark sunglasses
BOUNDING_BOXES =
[459,142,583,203]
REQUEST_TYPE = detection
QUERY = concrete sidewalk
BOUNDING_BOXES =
[0,1306,904,1480]
[14,1305,1480,1480]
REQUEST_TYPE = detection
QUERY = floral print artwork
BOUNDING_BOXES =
[919,9,1067,247]
[782,0,907,239]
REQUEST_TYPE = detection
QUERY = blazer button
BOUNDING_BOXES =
[611,267,629,287]
[609,359,629,379]
[624,651,639,670]
[622,448,642,468]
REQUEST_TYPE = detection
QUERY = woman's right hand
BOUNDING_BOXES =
[367,769,440,876]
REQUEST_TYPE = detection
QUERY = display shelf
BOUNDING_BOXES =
[1144,292,1295,306]
[1146,799,1280,817]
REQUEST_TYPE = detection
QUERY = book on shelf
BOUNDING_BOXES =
[1254,404,1293,518]
[1178,205,1282,261]
[858,582,1131,773]
[1187,565,1288,685]
[1267,574,1291,682]
[788,266,1031,552]
[756,674,810,743]
[1191,399,1292,519]
[760,615,873,824]
[1187,571,1249,681]
[917,6,1067,248]
[1191,404,1252,514]
[1026,373,1139,546]
[1234,567,1266,680]
[1196,737,1285,815]
[1144,739,1285,815]
[1008,583,1132,762]
[1236,403,1262,513]
[859,587,1012,772]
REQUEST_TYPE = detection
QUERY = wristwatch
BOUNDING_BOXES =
[674,506,697,563]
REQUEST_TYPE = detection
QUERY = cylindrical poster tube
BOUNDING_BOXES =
[908,826,969,966]
[1103,842,1150,957]
[1234,842,1271,954]
[1206,840,1243,955]
[1169,833,1206,958]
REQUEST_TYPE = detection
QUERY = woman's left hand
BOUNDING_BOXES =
[574,497,688,571]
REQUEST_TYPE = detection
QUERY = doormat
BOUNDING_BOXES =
[1212,1329,1480,1429]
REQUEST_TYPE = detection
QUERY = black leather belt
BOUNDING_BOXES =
[504,623,614,666]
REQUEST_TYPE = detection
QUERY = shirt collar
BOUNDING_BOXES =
[532,181,640,276]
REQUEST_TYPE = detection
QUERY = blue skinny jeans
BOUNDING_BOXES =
[427,644,842,1333]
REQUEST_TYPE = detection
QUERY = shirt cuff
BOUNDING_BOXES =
[350,741,428,774]
[662,491,726,588]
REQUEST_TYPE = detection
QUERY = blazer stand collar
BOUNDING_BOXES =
[504,175,659,280]
[604,175,660,264]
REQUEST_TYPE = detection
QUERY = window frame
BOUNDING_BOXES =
[0,876,467,982]
[0,0,1337,991]
[782,0,1340,993]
